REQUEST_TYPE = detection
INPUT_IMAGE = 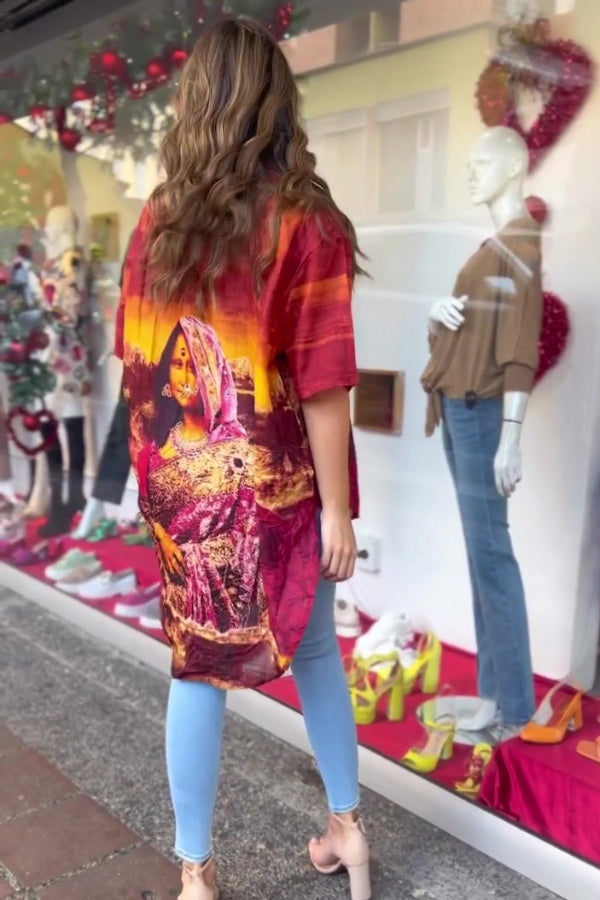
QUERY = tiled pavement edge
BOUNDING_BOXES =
[0,727,180,900]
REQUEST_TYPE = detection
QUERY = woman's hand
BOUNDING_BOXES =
[154,524,187,583]
[320,507,357,582]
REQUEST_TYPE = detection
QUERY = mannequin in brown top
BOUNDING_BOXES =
[422,127,543,736]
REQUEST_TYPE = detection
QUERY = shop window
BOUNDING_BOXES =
[307,110,368,220]
[376,94,449,215]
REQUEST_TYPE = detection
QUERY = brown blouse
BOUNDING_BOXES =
[421,217,543,435]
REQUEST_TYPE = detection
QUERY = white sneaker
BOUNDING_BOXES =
[114,583,162,618]
[334,598,361,637]
[77,569,138,601]
[139,597,161,629]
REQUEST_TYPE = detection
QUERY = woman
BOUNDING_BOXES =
[116,17,370,900]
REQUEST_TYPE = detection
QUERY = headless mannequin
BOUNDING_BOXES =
[28,206,90,535]
[425,127,541,735]
[73,248,129,540]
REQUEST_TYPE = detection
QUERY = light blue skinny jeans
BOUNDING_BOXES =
[165,577,359,862]
[442,395,536,725]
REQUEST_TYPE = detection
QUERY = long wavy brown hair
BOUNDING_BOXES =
[147,17,364,307]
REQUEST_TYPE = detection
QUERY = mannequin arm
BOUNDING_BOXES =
[494,391,529,498]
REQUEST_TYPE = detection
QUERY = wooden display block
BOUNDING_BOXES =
[353,369,404,435]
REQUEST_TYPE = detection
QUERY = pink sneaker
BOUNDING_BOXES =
[114,583,162,618]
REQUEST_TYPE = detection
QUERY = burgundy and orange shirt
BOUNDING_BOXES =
[115,206,359,689]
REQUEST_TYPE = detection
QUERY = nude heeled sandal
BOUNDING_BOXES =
[308,813,371,900]
[179,857,219,900]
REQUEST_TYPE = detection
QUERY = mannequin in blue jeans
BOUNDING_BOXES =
[166,577,359,862]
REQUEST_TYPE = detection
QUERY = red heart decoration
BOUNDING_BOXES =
[6,407,58,456]
[535,291,571,385]
[476,39,595,172]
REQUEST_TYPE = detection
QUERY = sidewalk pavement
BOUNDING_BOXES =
[0,725,180,900]
[2,586,560,900]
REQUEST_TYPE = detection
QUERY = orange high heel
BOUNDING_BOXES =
[309,813,371,900]
[520,681,584,744]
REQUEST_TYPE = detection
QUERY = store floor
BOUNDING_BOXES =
[1,588,559,900]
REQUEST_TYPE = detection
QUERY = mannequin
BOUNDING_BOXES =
[29,206,92,535]
[422,127,543,736]
[73,243,130,540]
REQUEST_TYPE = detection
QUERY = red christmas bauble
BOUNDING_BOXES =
[171,48,189,69]
[0,113,12,125]
[72,84,93,103]
[26,330,50,352]
[30,104,48,120]
[146,57,169,81]
[23,412,40,432]
[526,195,550,227]
[8,341,27,363]
[59,128,82,152]
[100,50,126,77]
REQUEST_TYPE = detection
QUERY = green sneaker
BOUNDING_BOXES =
[44,548,98,581]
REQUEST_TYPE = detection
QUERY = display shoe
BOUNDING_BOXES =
[0,509,25,543]
[401,714,455,773]
[77,568,138,601]
[455,743,493,797]
[55,559,104,593]
[520,681,584,745]
[403,632,442,696]
[139,598,162,629]
[87,518,120,543]
[114,583,162,618]
[335,598,361,637]
[179,857,219,900]
[11,538,63,567]
[354,611,414,660]
[45,549,99,581]
[350,653,405,725]
[308,813,371,900]
[576,735,600,763]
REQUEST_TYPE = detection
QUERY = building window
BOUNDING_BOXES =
[376,92,449,215]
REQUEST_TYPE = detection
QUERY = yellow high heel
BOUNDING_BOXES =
[344,651,397,688]
[403,632,442,695]
[350,655,405,726]
[401,714,455,773]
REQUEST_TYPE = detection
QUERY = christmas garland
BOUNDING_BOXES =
[0,0,305,152]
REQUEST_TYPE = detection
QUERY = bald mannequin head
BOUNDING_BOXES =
[468,127,529,208]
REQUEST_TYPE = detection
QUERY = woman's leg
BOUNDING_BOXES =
[291,578,359,813]
[166,679,227,862]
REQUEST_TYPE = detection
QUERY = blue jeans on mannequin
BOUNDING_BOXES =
[166,577,359,862]
[442,395,535,726]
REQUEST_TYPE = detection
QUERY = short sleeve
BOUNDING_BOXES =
[281,219,358,401]
[113,210,149,361]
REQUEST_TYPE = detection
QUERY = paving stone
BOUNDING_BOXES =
[0,748,75,821]
[0,727,25,758]
[0,793,137,887]
[38,847,180,900]
[0,879,15,899]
